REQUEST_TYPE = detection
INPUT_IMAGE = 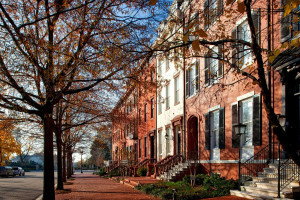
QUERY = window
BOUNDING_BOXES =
[151,98,154,118]
[157,59,162,76]
[204,0,223,29]
[165,84,170,110]
[186,60,199,97]
[165,56,169,71]
[151,70,155,83]
[175,126,181,155]
[158,90,162,114]
[281,0,300,42]
[232,12,260,68]
[166,127,171,154]
[144,136,147,158]
[232,95,261,148]
[139,139,141,158]
[144,104,147,122]
[139,108,141,125]
[240,98,254,146]
[158,130,162,155]
[205,46,223,85]
[205,108,225,150]
[174,76,180,104]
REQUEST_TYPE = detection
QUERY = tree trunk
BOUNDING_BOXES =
[62,143,66,182]
[67,147,72,178]
[55,129,63,190]
[43,112,55,200]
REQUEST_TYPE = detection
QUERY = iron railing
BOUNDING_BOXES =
[279,158,299,191]
[240,144,270,183]
[154,155,183,178]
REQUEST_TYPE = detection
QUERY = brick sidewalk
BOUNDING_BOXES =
[55,172,249,200]
[55,172,159,200]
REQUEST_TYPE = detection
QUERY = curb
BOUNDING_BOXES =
[35,184,57,200]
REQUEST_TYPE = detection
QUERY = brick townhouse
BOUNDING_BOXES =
[110,0,299,197]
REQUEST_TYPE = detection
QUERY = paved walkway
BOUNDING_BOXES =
[55,172,159,200]
[55,172,249,200]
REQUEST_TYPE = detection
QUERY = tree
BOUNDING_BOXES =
[150,0,300,165]
[0,0,167,198]
[90,133,111,168]
[0,118,20,165]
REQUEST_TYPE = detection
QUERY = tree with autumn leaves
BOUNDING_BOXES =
[0,118,20,165]
[0,0,169,199]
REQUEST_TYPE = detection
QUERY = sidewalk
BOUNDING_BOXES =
[55,172,249,200]
[55,172,159,200]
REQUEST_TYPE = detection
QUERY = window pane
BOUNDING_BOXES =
[240,98,253,145]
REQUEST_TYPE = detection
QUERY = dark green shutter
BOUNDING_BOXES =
[252,95,261,146]
[231,28,238,66]
[205,55,210,85]
[186,69,190,97]
[205,113,210,150]
[218,44,223,77]
[196,60,200,91]
[217,0,223,17]
[253,11,261,45]
[219,107,225,149]
[204,0,209,29]
[232,104,240,148]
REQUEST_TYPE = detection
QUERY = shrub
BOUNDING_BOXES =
[137,167,147,177]
[98,167,107,176]
[108,169,121,178]
[137,173,239,200]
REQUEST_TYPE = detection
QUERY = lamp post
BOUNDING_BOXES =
[233,123,247,186]
[80,150,83,174]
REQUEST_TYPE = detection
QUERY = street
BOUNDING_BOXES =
[0,171,57,200]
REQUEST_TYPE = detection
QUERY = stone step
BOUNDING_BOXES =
[255,182,300,193]
[242,186,293,198]
[230,190,294,200]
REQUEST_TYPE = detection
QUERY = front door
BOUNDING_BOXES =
[187,117,198,160]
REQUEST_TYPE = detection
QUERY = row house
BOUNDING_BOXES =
[111,0,300,197]
[111,58,157,171]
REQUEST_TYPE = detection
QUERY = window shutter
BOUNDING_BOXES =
[195,60,200,91]
[253,11,261,45]
[205,113,210,150]
[232,104,240,148]
[204,0,209,29]
[217,0,223,17]
[231,28,238,66]
[218,44,223,77]
[252,95,261,146]
[219,107,225,149]
[186,70,190,97]
[205,56,210,85]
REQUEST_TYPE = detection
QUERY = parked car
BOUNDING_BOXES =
[12,166,25,176]
[0,166,15,177]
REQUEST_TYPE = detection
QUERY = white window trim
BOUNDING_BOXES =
[237,91,255,101]
[209,104,221,112]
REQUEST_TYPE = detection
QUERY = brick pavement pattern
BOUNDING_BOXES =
[55,173,160,200]
[55,172,249,200]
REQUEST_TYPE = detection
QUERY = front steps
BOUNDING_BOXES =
[158,161,195,181]
[231,163,300,199]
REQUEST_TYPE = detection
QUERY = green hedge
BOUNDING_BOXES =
[137,167,147,177]
[136,173,239,200]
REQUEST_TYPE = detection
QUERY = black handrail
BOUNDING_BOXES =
[278,159,299,197]
[240,144,271,183]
